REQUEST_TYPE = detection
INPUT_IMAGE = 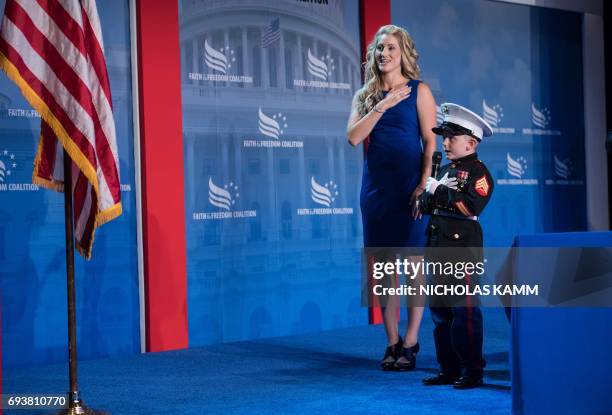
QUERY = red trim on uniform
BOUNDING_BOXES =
[136,0,188,352]
[454,200,474,217]
[361,0,390,325]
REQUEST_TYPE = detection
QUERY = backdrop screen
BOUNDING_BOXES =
[178,0,366,346]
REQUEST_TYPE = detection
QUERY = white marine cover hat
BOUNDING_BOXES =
[432,102,493,141]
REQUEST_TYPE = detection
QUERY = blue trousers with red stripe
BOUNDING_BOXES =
[430,306,484,377]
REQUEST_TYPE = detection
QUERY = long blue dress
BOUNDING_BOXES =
[360,79,427,248]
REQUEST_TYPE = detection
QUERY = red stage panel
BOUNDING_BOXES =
[136,0,188,352]
[360,0,390,325]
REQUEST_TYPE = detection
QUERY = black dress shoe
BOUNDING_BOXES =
[453,374,483,389]
[380,336,402,371]
[422,372,458,385]
[394,342,419,371]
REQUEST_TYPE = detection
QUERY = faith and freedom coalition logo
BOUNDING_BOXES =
[192,177,257,220]
[258,107,286,139]
[188,39,253,84]
[522,103,560,136]
[482,100,515,134]
[496,153,537,185]
[297,176,353,216]
[293,48,350,90]
[545,155,584,186]
[243,107,303,148]
[440,100,562,137]
[0,149,39,192]
[0,150,16,184]
[6,108,40,118]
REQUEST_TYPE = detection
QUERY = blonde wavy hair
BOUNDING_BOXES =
[357,25,421,116]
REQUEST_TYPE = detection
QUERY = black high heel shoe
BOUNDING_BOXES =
[380,336,402,371]
[394,342,419,371]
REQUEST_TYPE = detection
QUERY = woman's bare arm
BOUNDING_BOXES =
[411,82,437,218]
[416,82,437,189]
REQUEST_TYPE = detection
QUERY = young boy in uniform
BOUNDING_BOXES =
[418,102,494,389]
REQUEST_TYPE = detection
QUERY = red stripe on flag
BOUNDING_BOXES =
[80,3,113,108]
[72,170,89,220]
[79,188,97,250]
[36,121,58,180]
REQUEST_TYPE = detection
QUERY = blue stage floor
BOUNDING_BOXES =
[4,308,510,414]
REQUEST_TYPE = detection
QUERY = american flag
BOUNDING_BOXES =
[262,17,280,48]
[0,0,121,258]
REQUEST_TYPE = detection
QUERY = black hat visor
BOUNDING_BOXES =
[432,121,480,141]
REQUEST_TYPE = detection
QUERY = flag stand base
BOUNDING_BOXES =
[59,404,101,415]
[57,391,107,414]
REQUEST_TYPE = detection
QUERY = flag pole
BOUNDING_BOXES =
[60,150,100,415]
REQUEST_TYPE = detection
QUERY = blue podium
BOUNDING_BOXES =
[511,231,612,415]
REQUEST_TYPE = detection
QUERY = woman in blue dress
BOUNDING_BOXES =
[347,25,437,370]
